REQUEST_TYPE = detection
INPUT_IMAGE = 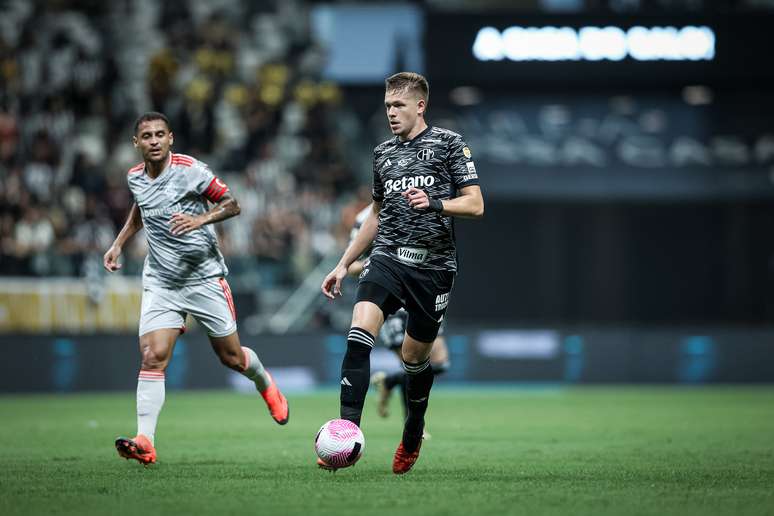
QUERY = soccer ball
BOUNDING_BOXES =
[314,419,365,469]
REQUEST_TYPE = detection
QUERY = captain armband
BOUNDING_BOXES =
[204,177,229,202]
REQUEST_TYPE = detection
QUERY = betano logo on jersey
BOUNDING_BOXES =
[384,175,436,195]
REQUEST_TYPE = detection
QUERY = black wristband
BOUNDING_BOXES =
[428,198,444,213]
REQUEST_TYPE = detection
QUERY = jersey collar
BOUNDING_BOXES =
[396,125,432,148]
[145,153,172,181]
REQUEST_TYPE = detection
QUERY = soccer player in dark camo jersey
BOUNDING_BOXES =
[321,72,484,474]
[103,112,288,466]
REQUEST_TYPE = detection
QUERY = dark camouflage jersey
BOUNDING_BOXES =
[370,125,480,272]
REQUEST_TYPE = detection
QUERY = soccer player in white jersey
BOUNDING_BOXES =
[103,112,289,466]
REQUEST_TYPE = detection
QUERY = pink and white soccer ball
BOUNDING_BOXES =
[315,419,365,468]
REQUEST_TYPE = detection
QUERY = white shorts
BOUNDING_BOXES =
[139,278,237,337]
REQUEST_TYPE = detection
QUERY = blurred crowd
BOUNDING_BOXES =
[0,0,368,286]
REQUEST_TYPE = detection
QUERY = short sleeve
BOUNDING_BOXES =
[190,161,229,202]
[447,135,480,189]
[371,150,384,202]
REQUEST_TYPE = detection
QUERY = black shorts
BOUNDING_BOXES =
[356,254,454,343]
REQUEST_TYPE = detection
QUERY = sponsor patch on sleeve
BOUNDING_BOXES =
[459,161,478,182]
[463,146,472,158]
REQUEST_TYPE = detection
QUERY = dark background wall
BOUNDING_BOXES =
[451,201,774,325]
[2,327,772,393]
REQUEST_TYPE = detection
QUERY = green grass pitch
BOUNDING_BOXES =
[1,387,773,516]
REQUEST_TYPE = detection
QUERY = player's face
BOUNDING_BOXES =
[133,119,173,163]
[384,89,425,139]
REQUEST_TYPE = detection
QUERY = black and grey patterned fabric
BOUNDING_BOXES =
[370,126,479,272]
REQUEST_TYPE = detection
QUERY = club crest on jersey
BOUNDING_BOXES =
[416,148,435,161]
[384,175,436,195]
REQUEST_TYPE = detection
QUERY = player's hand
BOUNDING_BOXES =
[170,213,203,235]
[402,187,430,210]
[103,244,122,272]
[321,264,348,300]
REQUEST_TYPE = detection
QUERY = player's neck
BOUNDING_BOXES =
[398,119,428,142]
[145,153,171,179]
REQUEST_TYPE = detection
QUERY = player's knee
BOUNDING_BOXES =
[351,302,383,336]
[401,345,428,364]
[140,348,168,370]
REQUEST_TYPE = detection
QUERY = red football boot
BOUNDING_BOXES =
[115,434,156,466]
[392,440,422,475]
[261,373,289,425]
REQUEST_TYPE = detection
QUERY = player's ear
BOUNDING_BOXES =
[168,131,174,146]
[417,98,426,116]
[132,135,138,148]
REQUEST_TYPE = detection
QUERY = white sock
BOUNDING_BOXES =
[241,346,271,392]
[137,370,165,445]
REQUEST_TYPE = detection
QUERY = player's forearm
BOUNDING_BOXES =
[112,204,143,248]
[199,195,241,226]
[339,217,377,269]
[437,188,484,219]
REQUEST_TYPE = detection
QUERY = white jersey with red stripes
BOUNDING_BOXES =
[127,153,229,288]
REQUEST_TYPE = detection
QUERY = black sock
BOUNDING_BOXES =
[402,359,433,453]
[339,327,374,427]
[397,373,409,421]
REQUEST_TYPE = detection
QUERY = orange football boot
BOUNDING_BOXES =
[115,434,156,465]
[260,374,289,425]
[392,440,422,474]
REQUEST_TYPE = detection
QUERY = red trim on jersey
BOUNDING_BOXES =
[172,153,195,162]
[219,278,237,321]
[204,177,229,202]
[171,154,194,167]
[128,162,144,174]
